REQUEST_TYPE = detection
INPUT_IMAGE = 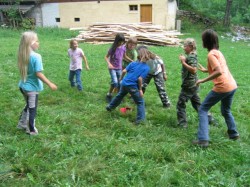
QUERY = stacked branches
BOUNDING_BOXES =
[74,23,182,46]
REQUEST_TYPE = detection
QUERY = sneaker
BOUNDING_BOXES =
[106,94,112,103]
[229,134,240,140]
[208,116,218,126]
[134,120,145,126]
[163,103,171,108]
[178,122,187,128]
[228,130,239,140]
[179,123,188,128]
[26,126,38,135]
[192,140,209,148]
[29,131,39,136]
[106,106,112,112]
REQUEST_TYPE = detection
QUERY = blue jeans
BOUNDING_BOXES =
[197,89,238,140]
[69,69,82,90]
[108,85,145,123]
[109,69,122,88]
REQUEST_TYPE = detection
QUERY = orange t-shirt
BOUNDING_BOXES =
[207,49,237,93]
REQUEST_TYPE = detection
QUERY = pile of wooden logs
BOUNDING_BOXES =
[73,23,182,46]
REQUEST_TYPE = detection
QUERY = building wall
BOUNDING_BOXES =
[42,3,59,27]
[166,0,177,30]
[40,0,177,30]
[27,5,43,27]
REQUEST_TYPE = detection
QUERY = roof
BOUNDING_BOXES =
[0,5,34,14]
[41,0,135,2]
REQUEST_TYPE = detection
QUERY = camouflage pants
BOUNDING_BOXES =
[142,72,170,105]
[176,87,201,125]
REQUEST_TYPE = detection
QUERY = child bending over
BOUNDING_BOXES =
[140,46,171,108]
[106,46,150,125]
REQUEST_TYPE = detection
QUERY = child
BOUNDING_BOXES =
[177,38,215,128]
[105,33,126,103]
[140,46,171,108]
[122,37,138,69]
[68,39,89,91]
[106,46,150,124]
[17,31,57,135]
[193,29,239,147]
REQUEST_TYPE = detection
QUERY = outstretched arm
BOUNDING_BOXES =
[36,72,57,90]
[198,63,208,73]
[123,53,133,62]
[196,66,222,86]
[119,69,127,81]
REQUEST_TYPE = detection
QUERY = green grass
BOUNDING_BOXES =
[0,27,249,186]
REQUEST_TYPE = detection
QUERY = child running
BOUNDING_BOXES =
[122,37,138,69]
[68,39,89,91]
[17,31,57,135]
[140,46,171,108]
[193,29,239,147]
[177,38,215,128]
[106,46,150,125]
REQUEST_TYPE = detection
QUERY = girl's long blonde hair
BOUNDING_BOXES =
[18,31,37,81]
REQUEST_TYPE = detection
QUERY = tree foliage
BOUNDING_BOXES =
[224,0,233,27]
[0,0,34,29]
[179,0,250,25]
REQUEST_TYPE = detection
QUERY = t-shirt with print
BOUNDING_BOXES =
[207,49,237,93]
[108,45,126,70]
[19,51,44,92]
[68,48,84,71]
[122,61,150,88]
[181,52,198,89]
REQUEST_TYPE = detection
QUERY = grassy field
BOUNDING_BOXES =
[0,27,249,186]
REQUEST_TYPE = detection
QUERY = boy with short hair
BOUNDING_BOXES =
[177,38,215,128]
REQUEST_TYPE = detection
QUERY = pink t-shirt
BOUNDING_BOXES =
[207,49,237,93]
[68,48,84,70]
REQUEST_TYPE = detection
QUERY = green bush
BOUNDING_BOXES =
[21,18,35,30]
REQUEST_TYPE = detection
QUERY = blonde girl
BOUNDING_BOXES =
[68,39,89,91]
[17,31,57,135]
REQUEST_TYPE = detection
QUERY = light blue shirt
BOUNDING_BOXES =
[19,51,44,92]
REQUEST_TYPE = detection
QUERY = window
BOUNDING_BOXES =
[74,18,80,22]
[129,5,138,11]
[55,18,60,22]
